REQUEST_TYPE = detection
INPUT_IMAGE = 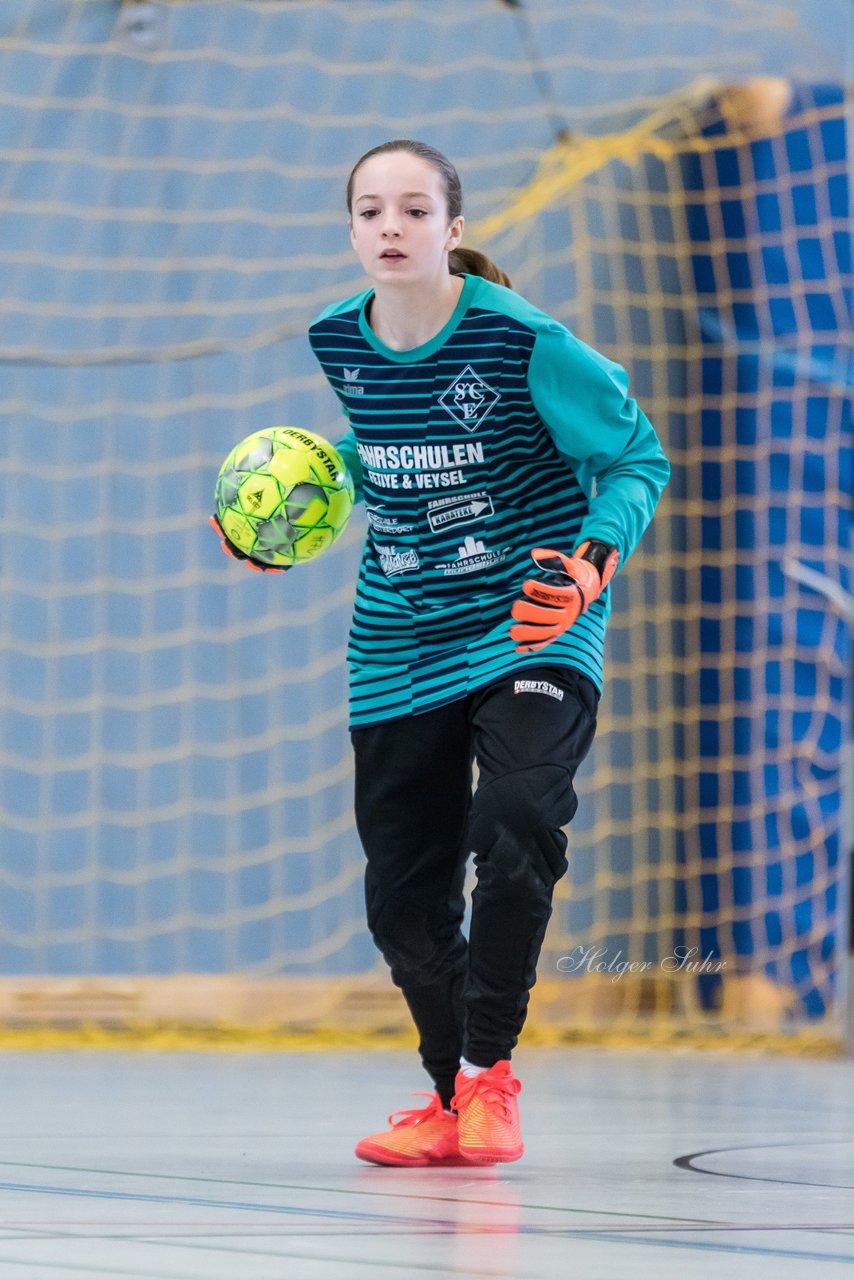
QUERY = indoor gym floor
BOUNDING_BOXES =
[0,1046,851,1279]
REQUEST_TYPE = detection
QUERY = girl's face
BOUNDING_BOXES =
[349,152,464,286]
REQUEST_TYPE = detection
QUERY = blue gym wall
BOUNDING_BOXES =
[0,0,849,979]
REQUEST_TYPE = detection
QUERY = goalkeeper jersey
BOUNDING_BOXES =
[308,273,669,727]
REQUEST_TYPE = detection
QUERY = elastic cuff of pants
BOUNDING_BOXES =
[434,1078,457,1110]
[461,1045,506,1070]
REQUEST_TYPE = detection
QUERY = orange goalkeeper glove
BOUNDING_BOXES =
[509,539,619,653]
[208,514,289,574]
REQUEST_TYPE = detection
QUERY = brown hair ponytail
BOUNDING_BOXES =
[448,246,512,288]
[346,139,512,290]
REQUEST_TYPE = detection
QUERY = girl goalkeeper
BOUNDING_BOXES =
[212,139,670,1166]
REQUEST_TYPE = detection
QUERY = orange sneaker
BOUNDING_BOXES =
[452,1060,523,1164]
[355,1091,472,1167]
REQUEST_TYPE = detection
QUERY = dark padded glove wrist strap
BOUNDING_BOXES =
[580,539,619,580]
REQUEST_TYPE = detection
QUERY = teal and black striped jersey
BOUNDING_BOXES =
[308,273,669,727]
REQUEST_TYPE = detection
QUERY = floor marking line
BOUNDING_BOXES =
[675,1140,854,1190]
[574,1230,854,1264]
[0,1180,450,1230]
[0,1250,200,1280]
[0,1161,721,1226]
[150,1234,513,1276]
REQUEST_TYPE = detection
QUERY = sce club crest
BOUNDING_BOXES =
[438,365,500,433]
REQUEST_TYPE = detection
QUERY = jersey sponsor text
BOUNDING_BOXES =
[357,441,484,471]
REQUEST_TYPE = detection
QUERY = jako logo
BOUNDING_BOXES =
[513,679,564,701]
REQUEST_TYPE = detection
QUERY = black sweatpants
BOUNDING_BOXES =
[351,665,598,1109]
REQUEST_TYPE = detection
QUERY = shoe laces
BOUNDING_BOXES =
[387,1091,446,1129]
[452,1068,521,1121]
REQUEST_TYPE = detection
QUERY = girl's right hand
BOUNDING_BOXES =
[208,514,289,574]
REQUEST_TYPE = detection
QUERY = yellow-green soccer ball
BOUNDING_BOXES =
[214,427,354,566]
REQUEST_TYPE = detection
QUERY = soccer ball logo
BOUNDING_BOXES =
[214,427,354,566]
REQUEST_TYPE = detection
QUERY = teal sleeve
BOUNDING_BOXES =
[528,323,670,565]
[333,425,365,504]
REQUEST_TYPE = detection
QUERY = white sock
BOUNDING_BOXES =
[459,1056,489,1078]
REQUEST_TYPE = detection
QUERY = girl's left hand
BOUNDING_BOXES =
[509,541,619,653]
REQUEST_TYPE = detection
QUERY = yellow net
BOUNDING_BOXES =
[0,2,849,1048]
